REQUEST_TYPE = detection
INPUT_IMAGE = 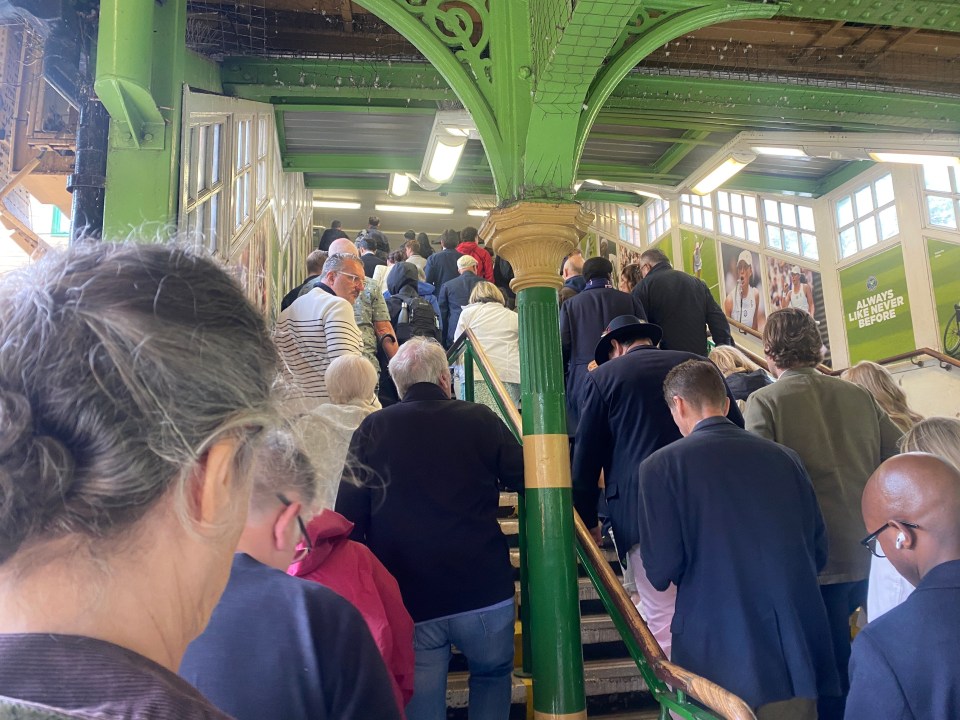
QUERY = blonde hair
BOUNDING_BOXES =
[899,417,960,470]
[709,345,762,377]
[841,361,923,433]
[326,354,378,406]
[469,281,505,306]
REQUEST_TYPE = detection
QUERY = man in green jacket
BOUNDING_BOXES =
[744,307,901,720]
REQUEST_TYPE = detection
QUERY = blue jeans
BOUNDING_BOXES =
[406,599,515,720]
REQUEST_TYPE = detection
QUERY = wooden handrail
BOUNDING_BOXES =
[449,333,757,720]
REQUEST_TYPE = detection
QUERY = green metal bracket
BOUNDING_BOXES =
[95,0,166,150]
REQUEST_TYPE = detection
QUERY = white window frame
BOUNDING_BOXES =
[921,165,960,232]
[645,198,671,244]
[834,172,899,260]
[256,114,270,208]
[716,190,761,244]
[679,193,715,232]
[232,115,254,233]
[182,115,227,253]
[617,206,643,246]
[762,197,819,260]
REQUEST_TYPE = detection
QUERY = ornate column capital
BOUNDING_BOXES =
[479,202,595,292]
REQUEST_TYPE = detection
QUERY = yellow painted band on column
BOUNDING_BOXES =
[533,710,588,720]
[522,434,572,489]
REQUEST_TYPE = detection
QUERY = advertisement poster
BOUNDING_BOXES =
[926,237,960,359]
[839,245,914,364]
[764,257,832,365]
[580,231,598,258]
[651,236,673,266]
[681,229,721,304]
[720,243,766,332]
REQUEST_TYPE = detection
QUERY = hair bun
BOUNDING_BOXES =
[0,389,33,458]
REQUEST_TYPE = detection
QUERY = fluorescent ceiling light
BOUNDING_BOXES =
[388,173,411,197]
[583,178,603,186]
[692,154,755,195]
[467,208,490,217]
[751,146,808,158]
[425,135,467,184]
[313,200,361,210]
[868,152,960,167]
[634,189,663,200]
[375,203,455,215]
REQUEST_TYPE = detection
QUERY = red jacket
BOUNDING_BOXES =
[289,510,415,714]
[456,241,494,282]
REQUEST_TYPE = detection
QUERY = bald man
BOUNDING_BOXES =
[845,453,960,720]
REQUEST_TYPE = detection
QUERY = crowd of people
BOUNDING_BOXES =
[0,233,955,720]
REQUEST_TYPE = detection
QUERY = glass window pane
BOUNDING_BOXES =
[766,224,783,249]
[927,195,958,229]
[781,202,798,229]
[878,206,900,239]
[704,212,714,231]
[717,192,729,212]
[875,174,895,207]
[733,216,745,239]
[744,195,758,218]
[924,165,952,193]
[187,128,199,202]
[783,228,800,254]
[681,205,691,224]
[692,208,702,227]
[837,196,854,228]
[859,217,878,248]
[801,233,818,260]
[763,199,779,224]
[211,124,222,184]
[855,186,874,217]
[702,194,713,208]
[839,227,857,258]
[731,193,744,216]
[798,205,816,231]
[747,220,760,243]
[720,214,732,236]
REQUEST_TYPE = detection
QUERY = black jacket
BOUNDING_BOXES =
[317,227,348,251]
[725,368,773,402]
[335,382,524,623]
[560,284,646,435]
[361,252,386,278]
[424,248,463,291]
[633,262,732,356]
[571,344,743,551]
[281,274,319,311]
[438,270,483,346]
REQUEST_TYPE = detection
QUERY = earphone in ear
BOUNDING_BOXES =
[896,532,906,550]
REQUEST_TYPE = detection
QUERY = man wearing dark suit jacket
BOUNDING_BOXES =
[561,257,646,436]
[633,247,733,356]
[336,337,524,720]
[359,235,387,278]
[572,315,743,656]
[424,229,463,291]
[745,308,901,720]
[846,453,960,720]
[437,254,483,346]
[638,360,839,718]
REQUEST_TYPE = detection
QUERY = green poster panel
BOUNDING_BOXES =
[651,235,673,265]
[680,229,721,304]
[839,245,914,364]
[926,237,960,359]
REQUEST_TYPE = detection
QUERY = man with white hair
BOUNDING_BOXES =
[336,338,524,720]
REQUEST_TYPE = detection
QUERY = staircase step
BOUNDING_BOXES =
[500,492,518,507]
[446,658,647,708]
[499,518,519,535]
[516,576,600,603]
[510,545,619,568]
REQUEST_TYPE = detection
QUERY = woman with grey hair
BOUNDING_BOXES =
[0,242,277,719]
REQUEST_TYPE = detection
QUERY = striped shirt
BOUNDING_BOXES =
[275,284,362,403]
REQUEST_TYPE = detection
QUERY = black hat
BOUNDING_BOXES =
[594,315,663,366]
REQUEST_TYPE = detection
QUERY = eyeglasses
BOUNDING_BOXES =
[276,493,313,563]
[860,521,920,558]
[337,270,365,287]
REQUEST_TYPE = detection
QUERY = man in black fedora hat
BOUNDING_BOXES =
[572,314,743,658]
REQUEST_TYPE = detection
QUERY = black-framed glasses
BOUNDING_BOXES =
[277,493,313,563]
[860,521,920,558]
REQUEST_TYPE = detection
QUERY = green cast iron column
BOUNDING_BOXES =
[483,202,593,720]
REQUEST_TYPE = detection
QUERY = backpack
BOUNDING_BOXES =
[392,296,441,344]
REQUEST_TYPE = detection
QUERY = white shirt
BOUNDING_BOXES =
[454,302,521,384]
[274,288,362,403]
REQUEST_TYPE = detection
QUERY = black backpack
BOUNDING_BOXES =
[391,296,441,344]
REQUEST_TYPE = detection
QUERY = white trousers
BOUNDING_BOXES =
[627,545,677,659]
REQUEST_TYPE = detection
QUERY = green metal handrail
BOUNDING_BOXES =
[448,329,756,720]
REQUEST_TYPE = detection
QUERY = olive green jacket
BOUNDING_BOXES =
[745,367,902,584]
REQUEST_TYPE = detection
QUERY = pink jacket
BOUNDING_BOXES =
[457,241,494,282]
[289,510,415,714]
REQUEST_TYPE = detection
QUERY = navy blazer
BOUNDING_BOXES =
[637,417,839,708]
[571,345,743,552]
[846,559,960,719]
[424,248,463,291]
[438,271,483,346]
[560,285,646,435]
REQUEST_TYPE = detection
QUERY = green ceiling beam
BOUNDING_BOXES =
[588,131,722,146]
[303,175,496,194]
[722,173,821,196]
[816,161,876,196]
[776,0,960,30]
[651,129,711,174]
[574,189,643,205]
[283,154,423,174]
[274,107,287,154]
[275,103,438,115]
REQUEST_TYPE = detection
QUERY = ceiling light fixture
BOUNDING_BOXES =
[691,153,756,195]
[312,200,362,210]
[416,111,478,190]
[583,178,604,186]
[467,208,491,217]
[374,203,455,215]
[426,135,467,184]
[868,152,960,167]
[751,146,808,158]
[388,173,411,197]
[633,189,663,200]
